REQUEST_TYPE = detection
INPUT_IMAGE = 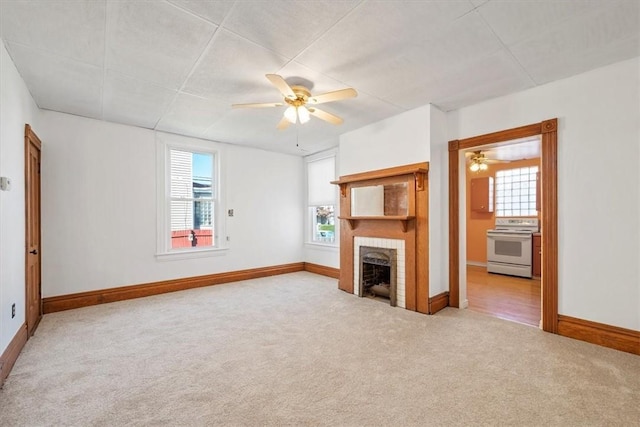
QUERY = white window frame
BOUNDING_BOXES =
[305,149,338,247]
[156,134,227,260]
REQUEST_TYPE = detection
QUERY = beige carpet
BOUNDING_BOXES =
[1,272,638,426]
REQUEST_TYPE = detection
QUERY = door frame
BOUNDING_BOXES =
[25,123,42,336]
[448,119,558,333]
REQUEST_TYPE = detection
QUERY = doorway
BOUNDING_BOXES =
[25,124,42,336]
[448,119,558,333]
[464,138,542,327]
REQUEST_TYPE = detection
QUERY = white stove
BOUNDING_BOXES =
[487,218,539,278]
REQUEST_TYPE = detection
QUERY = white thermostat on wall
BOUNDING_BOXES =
[0,177,11,191]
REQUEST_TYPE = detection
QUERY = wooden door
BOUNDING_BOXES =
[25,124,42,336]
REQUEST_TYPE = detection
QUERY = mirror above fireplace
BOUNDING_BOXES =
[351,182,408,217]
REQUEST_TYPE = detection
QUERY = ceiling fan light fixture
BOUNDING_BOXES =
[298,106,310,124]
[479,162,488,171]
[284,106,297,123]
[234,74,357,129]
[469,162,480,172]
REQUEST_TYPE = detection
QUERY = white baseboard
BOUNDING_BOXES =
[466,261,487,267]
[461,299,469,309]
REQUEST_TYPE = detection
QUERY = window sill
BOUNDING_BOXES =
[156,247,229,261]
[305,242,339,250]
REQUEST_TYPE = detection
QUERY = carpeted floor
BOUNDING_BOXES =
[1,272,638,426]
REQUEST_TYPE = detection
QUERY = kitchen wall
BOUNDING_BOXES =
[449,56,640,331]
[466,158,541,265]
[38,110,304,297]
[0,41,41,356]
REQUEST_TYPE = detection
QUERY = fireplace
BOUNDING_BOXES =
[358,246,397,306]
[333,162,429,313]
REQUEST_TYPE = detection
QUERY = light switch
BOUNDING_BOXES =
[0,177,11,191]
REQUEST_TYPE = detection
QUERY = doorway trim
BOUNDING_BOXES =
[24,123,42,336]
[448,119,558,333]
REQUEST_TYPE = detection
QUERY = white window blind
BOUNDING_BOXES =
[307,157,335,206]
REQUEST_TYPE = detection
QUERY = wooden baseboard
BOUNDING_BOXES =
[429,291,449,315]
[43,262,305,314]
[0,323,28,387]
[557,315,639,355]
[303,262,340,279]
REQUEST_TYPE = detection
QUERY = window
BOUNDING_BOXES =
[169,149,215,249]
[495,166,538,217]
[156,136,226,258]
[306,154,336,244]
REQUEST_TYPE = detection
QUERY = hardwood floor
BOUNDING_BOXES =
[466,265,541,327]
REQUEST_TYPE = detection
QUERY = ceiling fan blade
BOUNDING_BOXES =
[308,107,343,125]
[276,115,291,130]
[266,74,296,99]
[308,88,357,105]
[485,159,510,164]
[232,102,284,109]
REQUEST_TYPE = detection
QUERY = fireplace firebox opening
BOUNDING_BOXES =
[358,246,397,306]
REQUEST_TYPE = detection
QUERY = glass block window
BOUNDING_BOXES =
[495,166,538,217]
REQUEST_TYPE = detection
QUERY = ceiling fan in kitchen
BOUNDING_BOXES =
[466,150,509,172]
[232,74,357,130]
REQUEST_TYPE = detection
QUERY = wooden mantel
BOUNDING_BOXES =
[331,162,429,194]
[332,162,431,314]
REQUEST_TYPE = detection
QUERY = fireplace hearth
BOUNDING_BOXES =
[359,246,397,306]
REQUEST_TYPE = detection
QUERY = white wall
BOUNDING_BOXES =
[0,40,40,355]
[448,57,640,331]
[339,106,431,176]
[428,106,449,296]
[38,111,304,297]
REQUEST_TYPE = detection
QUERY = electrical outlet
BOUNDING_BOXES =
[11,303,15,318]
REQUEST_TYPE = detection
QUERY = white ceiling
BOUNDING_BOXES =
[1,1,638,155]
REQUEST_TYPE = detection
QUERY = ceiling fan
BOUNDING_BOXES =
[232,74,357,130]
[466,150,509,172]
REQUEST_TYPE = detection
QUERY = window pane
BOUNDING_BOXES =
[168,148,215,251]
[193,152,214,198]
[170,150,192,198]
[312,205,335,243]
[170,150,214,199]
[170,199,214,249]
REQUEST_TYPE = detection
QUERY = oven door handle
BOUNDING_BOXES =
[487,234,532,242]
